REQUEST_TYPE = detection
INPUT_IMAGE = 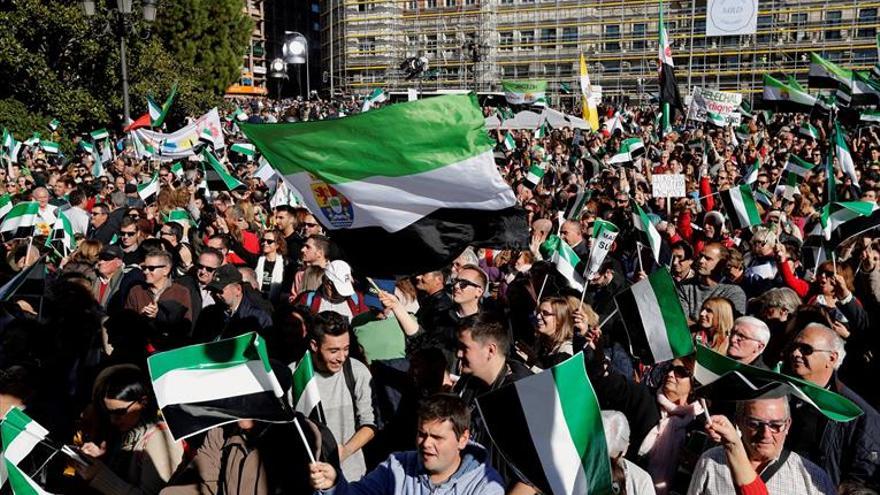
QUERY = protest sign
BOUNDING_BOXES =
[686,87,742,126]
[652,174,686,198]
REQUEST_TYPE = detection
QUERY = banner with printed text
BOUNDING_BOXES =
[502,80,548,106]
[686,87,743,126]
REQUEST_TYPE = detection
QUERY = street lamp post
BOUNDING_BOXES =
[269,58,288,100]
[82,0,158,124]
[283,32,310,97]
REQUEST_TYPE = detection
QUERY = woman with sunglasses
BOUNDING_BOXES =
[637,357,704,495]
[807,260,869,340]
[75,365,183,495]
[255,230,292,305]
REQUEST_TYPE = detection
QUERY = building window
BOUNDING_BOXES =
[692,20,706,47]
[791,12,807,41]
[500,31,513,50]
[502,66,516,78]
[359,37,375,53]
[446,0,455,7]
[562,27,577,42]
[408,0,417,8]
[426,0,437,8]
[541,28,556,43]
[604,24,620,51]
[632,23,646,49]
[465,0,475,5]
[311,2,320,12]
[825,11,842,40]
[520,30,535,49]
[859,8,877,38]
[757,14,773,43]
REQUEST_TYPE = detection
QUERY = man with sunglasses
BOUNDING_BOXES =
[784,323,880,488]
[176,248,224,326]
[87,202,117,245]
[124,250,193,350]
[689,396,834,494]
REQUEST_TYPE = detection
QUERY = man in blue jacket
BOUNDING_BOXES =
[309,394,504,495]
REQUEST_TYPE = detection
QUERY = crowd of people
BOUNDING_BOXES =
[1,92,880,495]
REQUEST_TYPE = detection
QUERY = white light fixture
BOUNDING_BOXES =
[282,32,308,64]
[117,0,133,14]
[142,0,158,22]
[81,0,96,16]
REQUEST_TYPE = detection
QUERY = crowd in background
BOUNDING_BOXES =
[1,93,880,495]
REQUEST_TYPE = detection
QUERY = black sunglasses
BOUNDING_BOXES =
[196,263,217,273]
[120,231,137,237]
[142,264,167,272]
[261,238,276,244]
[452,279,481,290]
[788,342,835,357]
[106,400,139,417]
[669,365,691,379]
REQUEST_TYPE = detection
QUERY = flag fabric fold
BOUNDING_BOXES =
[540,235,585,291]
[694,344,862,422]
[476,354,613,495]
[202,150,246,192]
[632,202,662,264]
[719,184,762,230]
[240,94,528,276]
[1,407,55,494]
[658,2,683,135]
[291,351,322,418]
[614,267,693,363]
[0,202,38,240]
[137,172,160,203]
[762,74,817,111]
[147,332,289,441]
[579,54,599,131]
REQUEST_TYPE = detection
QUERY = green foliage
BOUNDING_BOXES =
[0,0,250,139]
[155,0,253,96]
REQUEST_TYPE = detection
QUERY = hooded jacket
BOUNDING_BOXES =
[321,442,505,495]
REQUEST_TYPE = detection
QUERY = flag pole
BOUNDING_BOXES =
[278,396,317,464]
[636,241,645,275]
[578,279,591,305]
[536,273,550,303]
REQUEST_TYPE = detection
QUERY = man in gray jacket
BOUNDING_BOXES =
[309,394,504,495]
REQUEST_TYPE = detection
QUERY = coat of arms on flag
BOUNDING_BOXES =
[310,179,354,229]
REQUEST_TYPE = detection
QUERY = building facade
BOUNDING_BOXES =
[322,0,880,103]
[244,0,268,90]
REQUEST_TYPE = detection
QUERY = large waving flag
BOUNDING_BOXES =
[812,201,879,243]
[579,54,599,131]
[776,154,816,196]
[147,332,289,440]
[477,354,613,495]
[540,234,585,291]
[809,52,852,89]
[241,94,528,276]
[762,74,817,112]
[695,344,862,422]
[1,407,55,494]
[658,1,683,135]
[614,267,693,363]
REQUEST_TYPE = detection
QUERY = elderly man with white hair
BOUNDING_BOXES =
[784,323,880,488]
[601,410,655,495]
[725,316,771,368]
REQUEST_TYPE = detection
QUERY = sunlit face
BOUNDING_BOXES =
[311,332,350,374]
[535,301,556,336]
[417,419,469,476]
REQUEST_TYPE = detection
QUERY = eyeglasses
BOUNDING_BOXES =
[453,279,482,290]
[91,211,107,216]
[744,417,788,434]
[537,309,555,318]
[818,270,835,278]
[261,238,276,244]
[669,365,692,379]
[303,222,319,229]
[788,342,835,357]
[160,230,174,236]
[730,329,763,344]
[196,263,217,273]
[120,231,137,237]
[142,264,167,272]
[106,400,138,417]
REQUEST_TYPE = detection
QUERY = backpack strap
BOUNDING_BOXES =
[306,292,321,313]
[759,449,791,483]
[342,359,360,428]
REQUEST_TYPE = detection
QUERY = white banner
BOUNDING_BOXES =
[686,87,743,126]
[652,174,686,198]
[707,0,758,36]
[586,219,619,279]
[131,108,225,161]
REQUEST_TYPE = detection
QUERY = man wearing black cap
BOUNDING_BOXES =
[92,244,144,314]
[194,264,273,342]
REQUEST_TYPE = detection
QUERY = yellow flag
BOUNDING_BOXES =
[579,53,599,131]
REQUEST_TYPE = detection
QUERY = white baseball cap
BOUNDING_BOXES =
[324,260,354,297]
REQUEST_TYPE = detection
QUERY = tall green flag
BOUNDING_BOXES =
[202,150,245,191]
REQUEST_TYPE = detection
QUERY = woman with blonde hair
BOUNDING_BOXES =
[70,239,103,266]
[693,297,734,354]
[300,265,325,294]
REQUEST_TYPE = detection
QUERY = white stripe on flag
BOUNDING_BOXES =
[630,280,675,362]
[285,150,515,232]
[515,371,588,495]
[295,380,321,414]
[152,361,279,407]
[2,421,48,466]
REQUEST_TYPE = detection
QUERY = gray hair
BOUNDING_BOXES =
[734,316,771,345]
[760,287,802,314]
[801,322,847,369]
[601,410,630,459]
[751,226,778,248]
[736,396,791,422]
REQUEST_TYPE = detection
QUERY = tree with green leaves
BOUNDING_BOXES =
[0,0,251,146]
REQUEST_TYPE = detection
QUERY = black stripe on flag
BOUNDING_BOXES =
[160,391,290,440]
[1,226,36,242]
[476,382,553,494]
[827,208,880,248]
[613,291,656,364]
[330,206,529,277]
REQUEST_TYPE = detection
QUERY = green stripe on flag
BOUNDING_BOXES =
[147,332,263,381]
[648,269,694,358]
[551,355,613,495]
[740,186,762,226]
[240,94,493,185]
